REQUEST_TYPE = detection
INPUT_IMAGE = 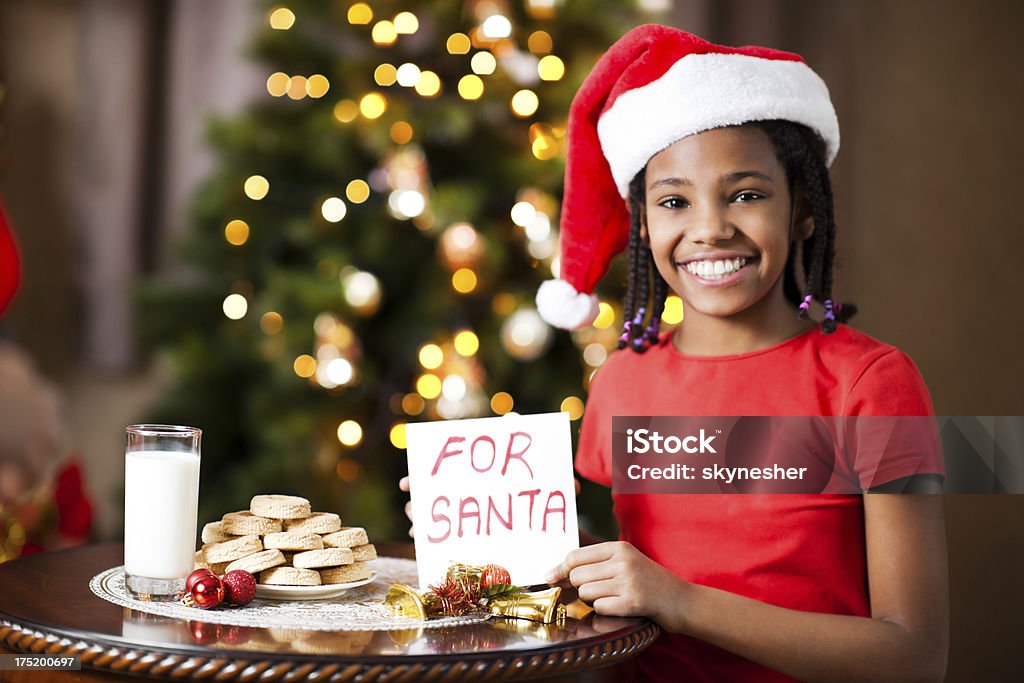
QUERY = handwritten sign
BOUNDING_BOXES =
[405,412,580,588]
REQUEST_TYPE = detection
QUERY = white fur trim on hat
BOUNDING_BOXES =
[536,279,600,330]
[598,52,840,197]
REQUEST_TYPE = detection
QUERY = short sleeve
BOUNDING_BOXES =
[576,366,613,487]
[843,349,945,489]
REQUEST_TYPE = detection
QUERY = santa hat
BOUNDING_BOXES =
[0,197,19,316]
[536,24,840,329]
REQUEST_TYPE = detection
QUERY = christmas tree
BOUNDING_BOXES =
[140,0,677,538]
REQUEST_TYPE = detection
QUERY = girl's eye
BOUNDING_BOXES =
[733,191,764,203]
[658,197,689,209]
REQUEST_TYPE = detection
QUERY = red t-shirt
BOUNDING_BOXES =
[576,323,944,682]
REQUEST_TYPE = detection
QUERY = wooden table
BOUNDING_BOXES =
[0,544,659,681]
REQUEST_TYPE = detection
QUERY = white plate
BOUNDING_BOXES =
[254,572,377,601]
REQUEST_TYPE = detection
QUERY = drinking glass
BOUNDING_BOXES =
[123,424,201,600]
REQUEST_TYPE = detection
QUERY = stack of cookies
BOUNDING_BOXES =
[194,494,377,587]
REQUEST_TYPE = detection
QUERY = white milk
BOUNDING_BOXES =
[124,450,200,579]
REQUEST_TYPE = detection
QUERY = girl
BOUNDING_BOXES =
[534,25,948,683]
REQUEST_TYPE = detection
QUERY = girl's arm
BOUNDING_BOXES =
[548,495,948,683]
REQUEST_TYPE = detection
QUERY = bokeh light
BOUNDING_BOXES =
[260,311,283,335]
[511,89,539,117]
[471,52,497,75]
[418,343,444,369]
[481,14,512,39]
[306,74,330,98]
[416,373,442,399]
[390,121,413,144]
[293,354,316,378]
[528,30,553,54]
[458,75,484,100]
[337,420,363,446]
[394,11,419,34]
[333,99,359,123]
[223,294,248,320]
[268,7,295,30]
[244,175,269,200]
[447,33,471,54]
[454,330,479,356]
[287,75,307,100]
[560,396,585,420]
[402,393,425,415]
[346,179,370,203]
[321,197,347,222]
[360,92,387,118]
[224,219,250,246]
[594,302,615,328]
[347,3,372,24]
[414,71,441,97]
[452,268,477,293]
[491,391,514,415]
[510,201,536,227]
[538,55,565,81]
[372,20,397,45]
[662,295,684,324]
[266,72,289,97]
[375,63,397,86]
[389,422,407,448]
[396,63,421,87]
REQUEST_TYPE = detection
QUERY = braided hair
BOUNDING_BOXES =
[617,120,857,352]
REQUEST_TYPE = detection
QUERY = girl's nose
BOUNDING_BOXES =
[685,205,737,244]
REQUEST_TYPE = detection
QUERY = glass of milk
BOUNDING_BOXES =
[124,424,201,601]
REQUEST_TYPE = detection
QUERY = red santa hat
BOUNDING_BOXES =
[0,197,19,316]
[536,24,840,329]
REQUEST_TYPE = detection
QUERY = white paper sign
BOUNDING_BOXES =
[405,412,580,588]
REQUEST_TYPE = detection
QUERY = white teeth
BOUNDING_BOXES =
[683,257,749,280]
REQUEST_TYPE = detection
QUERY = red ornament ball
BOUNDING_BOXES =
[480,564,512,588]
[186,568,215,592]
[222,570,257,606]
[189,574,224,609]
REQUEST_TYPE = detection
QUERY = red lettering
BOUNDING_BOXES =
[501,431,534,478]
[427,496,451,543]
[470,435,496,473]
[430,436,466,476]
[517,489,541,530]
[486,494,513,535]
[542,490,567,532]
[458,497,481,537]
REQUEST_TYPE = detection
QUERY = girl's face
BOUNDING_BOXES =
[644,125,809,321]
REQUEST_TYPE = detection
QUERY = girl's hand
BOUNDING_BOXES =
[398,476,413,537]
[545,541,688,626]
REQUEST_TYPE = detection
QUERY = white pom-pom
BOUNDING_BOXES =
[535,279,599,330]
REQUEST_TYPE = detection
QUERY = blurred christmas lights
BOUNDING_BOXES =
[223,294,248,320]
[244,175,269,200]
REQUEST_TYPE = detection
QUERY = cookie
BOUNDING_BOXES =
[263,531,324,551]
[259,566,321,586]
[321,527,368,548]
[225,549,286,575]
[221,510,282,536]
[283,512,341,535]
[203,535,263,563]
[201,521,231,544]
[292,548,354,569]
[250,494,311,520]
[320,562,373,584]
[194,551,229,574]
[351,543,377,562]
